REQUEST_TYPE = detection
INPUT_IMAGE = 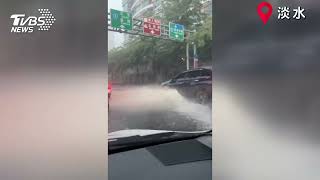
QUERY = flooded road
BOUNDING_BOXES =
[108,85,212,132]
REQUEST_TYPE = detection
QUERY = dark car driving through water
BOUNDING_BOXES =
[161,68,212,105]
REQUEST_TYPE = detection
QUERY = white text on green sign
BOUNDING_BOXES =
[169,22,184,41]
[110,9,132,30]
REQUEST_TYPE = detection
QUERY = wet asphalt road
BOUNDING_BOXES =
[108,85,212,133]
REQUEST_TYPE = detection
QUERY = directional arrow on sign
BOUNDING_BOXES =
[169,22,184,41]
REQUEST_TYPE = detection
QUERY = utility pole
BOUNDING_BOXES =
[193,42,198,69]
[186,32,190,70]
[186,42,190,70]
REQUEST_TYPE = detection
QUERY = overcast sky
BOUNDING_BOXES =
[108,0,124,50]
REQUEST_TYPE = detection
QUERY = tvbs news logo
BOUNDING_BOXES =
[10,9,56,33]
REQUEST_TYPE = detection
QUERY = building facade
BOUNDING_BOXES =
[122,0,162,19]
[201,0,212,16]
[108,31,115,51]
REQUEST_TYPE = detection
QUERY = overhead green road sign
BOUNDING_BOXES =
[169,22,185,41]
[110,9,132,30]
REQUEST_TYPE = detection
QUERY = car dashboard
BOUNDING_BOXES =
[108,136,212,180]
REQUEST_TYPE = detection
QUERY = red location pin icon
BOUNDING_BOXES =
[257,2,273,24]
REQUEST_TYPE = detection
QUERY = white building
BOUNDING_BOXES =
[108,31,115,51]
[123,0,162,19]
[201,0,212,17]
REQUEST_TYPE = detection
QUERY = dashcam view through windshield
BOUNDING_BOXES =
[108,1,212,179]
[108,0,212,134]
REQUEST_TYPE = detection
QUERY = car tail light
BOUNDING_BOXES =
[108,82,112,93]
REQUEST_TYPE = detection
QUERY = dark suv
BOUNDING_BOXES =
[161,68,212,104]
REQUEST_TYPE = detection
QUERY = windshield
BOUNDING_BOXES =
[107,0,212,142]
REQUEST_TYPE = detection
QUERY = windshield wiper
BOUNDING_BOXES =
[108,130,212,154]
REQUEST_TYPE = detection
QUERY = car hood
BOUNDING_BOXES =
[108,129,211,139]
